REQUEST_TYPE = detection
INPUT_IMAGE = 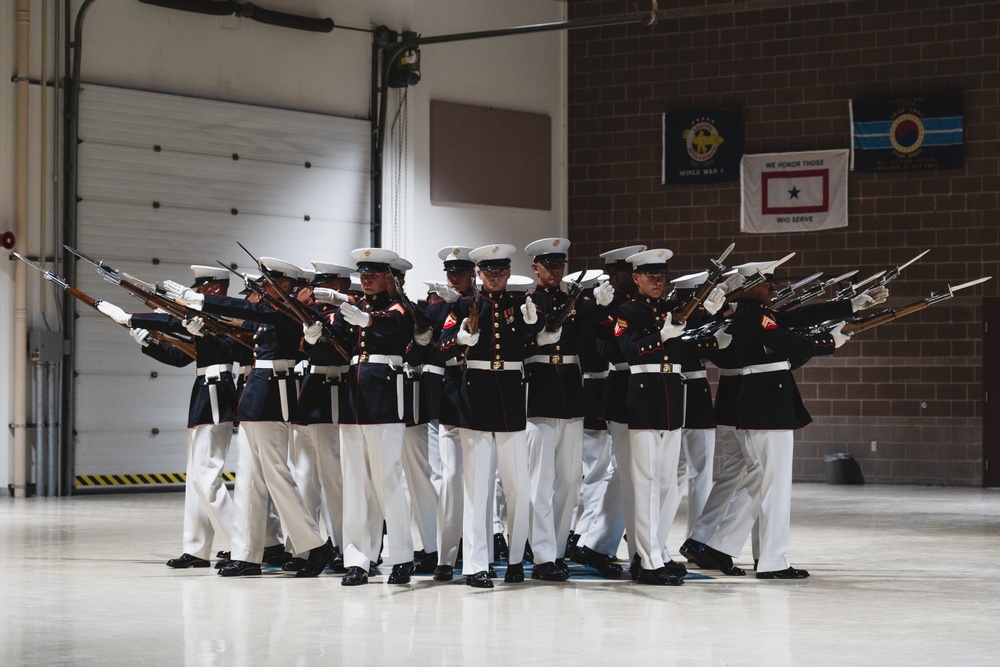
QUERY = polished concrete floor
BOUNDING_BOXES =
[2,483,999,666]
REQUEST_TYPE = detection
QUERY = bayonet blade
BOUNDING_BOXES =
[898,249,930,272]
[716,242,735,265]
[949,276,992,292]
[851,270,886,292]
[787,271,823,291]
[826,270,859,286]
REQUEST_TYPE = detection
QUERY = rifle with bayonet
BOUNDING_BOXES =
[801,276,992,336]
[387,268,432,335]
[724,251,797,299]
[65,245,254,349]
[546,269,587,332]
[466,281,482,335]
[836,249,930,302]
[672,243,735,325]
[15,252,197,359]
[769,271,823,309]
[831,269,887,302]
[232,246,352,359]
[774,270,859,311]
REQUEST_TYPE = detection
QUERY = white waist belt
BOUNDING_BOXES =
[309,365,343,379]
[743,361,791,374]
[196,364,231,378]
[583,370,609,380]
[630,363,682,374]
[446,358,464,367]
[422,365,445,376]
[525,354,580,365]
[350,354,403,367]
[613,362,630,372]
[467,360,523,372]
[237,365,252,377]
[254,359,297,375]
[681,370,708,381]
[718,368,743,377]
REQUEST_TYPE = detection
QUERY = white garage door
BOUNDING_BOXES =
[72,83,370,488]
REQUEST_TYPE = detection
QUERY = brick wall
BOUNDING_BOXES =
[568,0,999,486]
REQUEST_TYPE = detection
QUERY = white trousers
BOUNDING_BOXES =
[690,425,745,544]
[289,423,343,551]
[341,423,409,569]
[527,417,584,562]
[402,423,439,554]
[580,421,628,557]
[574,427,612,541]
[629,427,682,570]
[182,422,235,559]
[680,428,716,539]
[459,428,529,574]
[707,429,793,572]
[230,422,324,563]
[436,423,463,566]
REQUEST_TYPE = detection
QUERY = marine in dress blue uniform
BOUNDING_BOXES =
[614,249,725,585]
[438,244,543,588]
[575,245,646,576]
[333,247,416,586]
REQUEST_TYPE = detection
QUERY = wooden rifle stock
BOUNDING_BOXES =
[841,302,927,335]
[467,285,481,335]
[389,270,432,334]
[672,280,716,325]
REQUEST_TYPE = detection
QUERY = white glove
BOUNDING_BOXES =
[721,273,746,294]
[413,326,434,347]
[97,301,131,326]
[520,296,538,325]
[713,327,732,349]
[312,287,350,307]
[830,321,851,348]
[303,321,323,345]
[702,286,726,316]
[536,327,561,347]
[456,318,480,347]
[593,280,614,307]
[432,282,461,304]
[183,316,206,337]
[130,327,150,347]
[659,312,686,342]
[340,302,372,328]
[854,286,889,311]
[163,280,204,309]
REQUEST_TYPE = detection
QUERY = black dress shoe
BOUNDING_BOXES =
[414,551,438,575]
[503,562,524,583]
[532,561,570,582]
[214,551,233,569]
[413,549,429,560]
[757,566,810,580]
[327,546,347,574]
[679,539,714,569]
[295,542,333,578]
[635,567,684,586]
[218,560,262,577]
[341,565,369,586]
[262,544,292,567]
[433,565,454,582]
[387,561,414,584]
[565,532,581,560]
[664,559,688,578]
[281,557,308,572]
[368,561,379,577]
[488,565,497,578]
[493,534,508,564]
[167,553,211,569]
[555,558,570,575]
[466,570,494,589]
[629,554,641,581]
[577,546,623,579]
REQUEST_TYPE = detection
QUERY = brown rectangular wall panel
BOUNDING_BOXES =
[430,100,551,210]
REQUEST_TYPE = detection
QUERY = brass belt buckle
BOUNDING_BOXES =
[550,354,561,364]
[661,363,672,373]
[491,360,503,371]
[358,351,369,363]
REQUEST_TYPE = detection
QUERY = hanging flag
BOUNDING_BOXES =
[850,92,964,172]
[740,149,849,234]
[662,108,743,184]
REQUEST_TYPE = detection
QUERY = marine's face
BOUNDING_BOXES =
[633,271,666,299]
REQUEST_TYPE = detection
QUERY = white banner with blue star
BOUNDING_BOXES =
[740,149,848,234]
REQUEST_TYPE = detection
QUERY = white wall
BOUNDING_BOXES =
[0,0,566,492]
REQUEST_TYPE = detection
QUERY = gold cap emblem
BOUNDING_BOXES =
[364,249,372,257]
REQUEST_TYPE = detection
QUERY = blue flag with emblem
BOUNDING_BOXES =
[662,108,743,184]
[850,92,964,172]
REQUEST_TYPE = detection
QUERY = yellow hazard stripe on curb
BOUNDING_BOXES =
[74,472,236,487]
